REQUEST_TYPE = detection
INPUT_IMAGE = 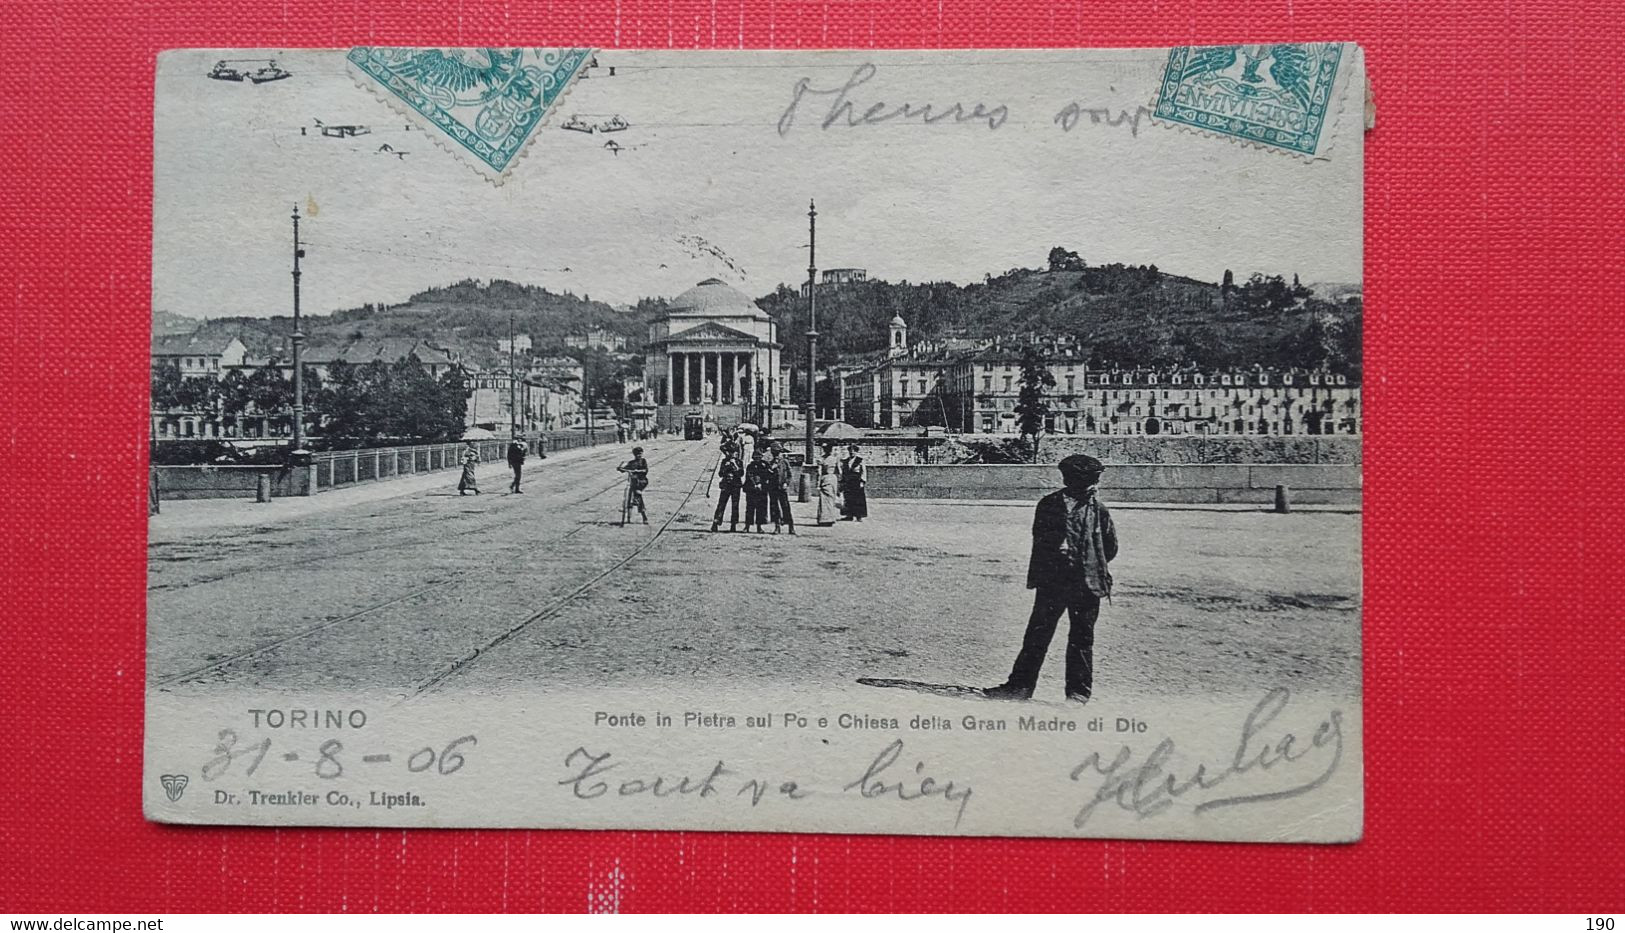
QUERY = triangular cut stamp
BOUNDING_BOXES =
[346,47,593,184]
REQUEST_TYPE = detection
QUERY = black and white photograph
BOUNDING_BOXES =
[146,47,1365,841]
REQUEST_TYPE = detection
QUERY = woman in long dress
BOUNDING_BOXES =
[839,444,868,521]
[457,441,481,495]
[816,443,841,526]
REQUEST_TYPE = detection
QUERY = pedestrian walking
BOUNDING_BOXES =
[506,435,527,493]
[710,450,743,532]
[457,440,481,496]
[815,443,841,526]
[839,444,868,521]
[986,454,1118,703]
[743,448,774,533]
[617,446,649,524]
[768,443,797,535]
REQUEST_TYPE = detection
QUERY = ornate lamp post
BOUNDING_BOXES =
[290,205,306,452]
[803,199,818,466]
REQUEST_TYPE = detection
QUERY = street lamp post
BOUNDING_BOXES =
[508,309,517,438]
[804,199,818,467]
[290,205,306,451]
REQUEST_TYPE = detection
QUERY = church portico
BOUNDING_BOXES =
[666,349,758,405]
[644,279,783,429]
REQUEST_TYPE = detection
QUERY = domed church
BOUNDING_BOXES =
[643,278,784,428]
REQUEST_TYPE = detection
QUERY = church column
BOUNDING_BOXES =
[667,353,677,405]
[688,354,699,405]
[721,353,733,404]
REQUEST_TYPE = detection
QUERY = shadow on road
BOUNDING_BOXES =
[856,677,991,700]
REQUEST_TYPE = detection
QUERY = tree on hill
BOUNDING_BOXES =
[1047,247,1085,272]
[1231,273,1312,315]
[1014,347,1056,462]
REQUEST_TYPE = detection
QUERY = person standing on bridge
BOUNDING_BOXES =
[743,447,774,533]
[986,454,1118,704]
[768,442,797,535]
[710,449,743,532]
[815,443,841,526]
[617,446,649,524]
[839,444,868,522]
[506,435,528,494]
[457,440,481,496]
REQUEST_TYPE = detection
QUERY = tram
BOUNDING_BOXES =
[682,413,706,440]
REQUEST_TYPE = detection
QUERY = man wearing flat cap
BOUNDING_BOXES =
[987,453,1118,702]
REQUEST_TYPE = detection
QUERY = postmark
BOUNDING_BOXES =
[1152,44,1347,157]
[346,47,593,183]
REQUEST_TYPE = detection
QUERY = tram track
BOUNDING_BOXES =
[400,456,714,701]
[150,442,716,690]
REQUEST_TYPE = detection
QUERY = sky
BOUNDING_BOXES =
[153,48,1364,318]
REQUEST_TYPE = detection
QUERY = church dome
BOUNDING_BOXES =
[889,314,907,327]
[667,278,770,321]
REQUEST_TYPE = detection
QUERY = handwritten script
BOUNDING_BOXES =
[1069,687,1344,828]
[778,63,1009,136]
[560,738,973,827]
[777,63,1153,139]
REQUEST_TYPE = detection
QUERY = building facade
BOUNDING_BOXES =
[295,337,460,380]
[799,267,868,297]
[151,333,248,376]
[564,328,628,352]
[942,349,1090,434]
[466,366,585,434]
[1067,367,1362,436]
[642,279,783,428]
[835,326,1363,437]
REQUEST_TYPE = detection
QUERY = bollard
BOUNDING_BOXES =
[256,472,272,503]
[1274,483,1291,513]
[798,467,811,503]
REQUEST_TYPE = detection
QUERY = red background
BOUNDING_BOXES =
[2,0,1622,913]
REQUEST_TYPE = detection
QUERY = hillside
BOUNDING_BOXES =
[153,279,648,369]
[755,265,1363,375]
[153,265,1362,377]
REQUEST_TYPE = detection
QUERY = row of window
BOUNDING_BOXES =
[939,368,1354,388]
[970,418,1362,436]
[160,356,220,370]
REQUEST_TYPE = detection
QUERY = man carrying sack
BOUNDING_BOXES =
[986,454,1118,703]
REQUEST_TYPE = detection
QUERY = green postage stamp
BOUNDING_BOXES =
[347,47,593,181]
[1154,44,1349,157]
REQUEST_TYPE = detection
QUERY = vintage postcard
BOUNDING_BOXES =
[146,46,1366,841]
